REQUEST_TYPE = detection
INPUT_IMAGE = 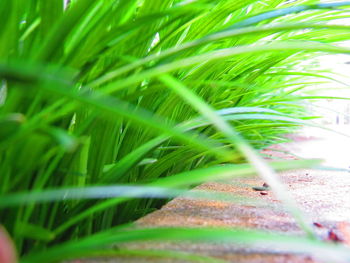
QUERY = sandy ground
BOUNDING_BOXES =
[75,125,350,263]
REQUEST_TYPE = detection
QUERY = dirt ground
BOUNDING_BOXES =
[76,126,350,263]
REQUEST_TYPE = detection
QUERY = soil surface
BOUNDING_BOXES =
[75,126,350,263]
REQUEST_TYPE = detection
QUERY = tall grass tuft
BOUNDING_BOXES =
[1,0,350,262]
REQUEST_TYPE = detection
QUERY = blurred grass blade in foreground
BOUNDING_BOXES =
[1,0,350,262]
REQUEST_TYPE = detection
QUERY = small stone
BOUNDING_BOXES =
[313,222,323,228]
[252,183,270,191]
[260,191,268,195]
[252,186,266,191]
[328,229,342,242]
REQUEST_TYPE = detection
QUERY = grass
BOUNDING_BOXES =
[1,0,350,262]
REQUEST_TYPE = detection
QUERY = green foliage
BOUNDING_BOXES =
[1,0,350,262]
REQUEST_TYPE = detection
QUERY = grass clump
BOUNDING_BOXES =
[1,0,350,262]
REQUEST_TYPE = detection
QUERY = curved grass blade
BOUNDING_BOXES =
[21,227,350,263]
[228,1,350,29]
[59,248,228,263]
[101,106,291,183]
[159,74,316,237]
[90,23,350,88]
[101,41,350,94]
[0,61,234,161]
[53,159,319,235]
